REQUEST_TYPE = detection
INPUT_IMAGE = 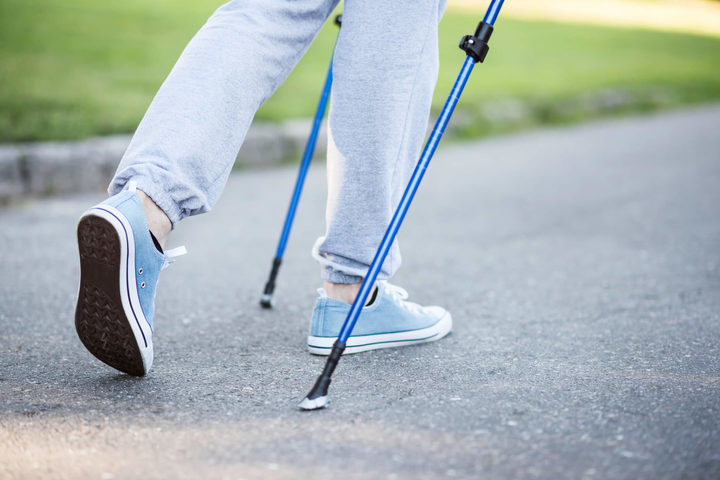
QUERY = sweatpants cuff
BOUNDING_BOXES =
[108,165,208,229]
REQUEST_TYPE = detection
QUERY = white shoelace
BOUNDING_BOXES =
[381,281,425,314]
[381,281,409,300]
[162,246,187,270]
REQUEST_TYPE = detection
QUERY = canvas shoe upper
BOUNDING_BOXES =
[307,281,452,355]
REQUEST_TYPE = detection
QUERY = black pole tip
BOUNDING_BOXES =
[260,257,282,308]
[297,340,345,410]
[298,374,331,410]
[259,294,274,309]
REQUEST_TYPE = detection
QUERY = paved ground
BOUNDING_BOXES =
[1,105,719,479]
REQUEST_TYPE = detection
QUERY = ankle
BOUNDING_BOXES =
[135,189,171,249]
[324,281,376,306]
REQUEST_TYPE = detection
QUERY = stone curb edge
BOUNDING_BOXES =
[0,119,326,204]
[2,91,707,205]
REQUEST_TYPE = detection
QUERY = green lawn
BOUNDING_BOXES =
[2,0,720,143]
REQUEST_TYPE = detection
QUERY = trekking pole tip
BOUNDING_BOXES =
[298,372,332,410]
[298,340,345,411]
[298,392,329,411]
[259,293,274,309]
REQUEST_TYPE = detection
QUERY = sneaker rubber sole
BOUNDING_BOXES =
[75,206,153,376]
[307,310,452,355]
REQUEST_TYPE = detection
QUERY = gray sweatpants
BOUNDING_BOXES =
[109,0,446,283]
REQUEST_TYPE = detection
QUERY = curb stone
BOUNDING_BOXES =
[0,120,327,204]
[1,89,702,205]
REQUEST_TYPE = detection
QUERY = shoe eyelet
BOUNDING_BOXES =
[138,268,144,275]
[140,282,146,288]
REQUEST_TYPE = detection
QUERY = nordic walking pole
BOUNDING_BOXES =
[298,0,505,410]
[260,15,342,309]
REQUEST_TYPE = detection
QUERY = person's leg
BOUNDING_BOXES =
[136,189,172,248]
[111,0,339,229]
[314,0,446,289]
[307,0,453,355]
[76,0,339,375]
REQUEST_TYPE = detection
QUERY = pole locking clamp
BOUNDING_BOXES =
[459,21,494,63]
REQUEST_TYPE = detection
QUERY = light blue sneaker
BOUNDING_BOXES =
[74,182,185,376]
[308,281,452,355]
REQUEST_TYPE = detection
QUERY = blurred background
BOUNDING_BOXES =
[3,4,720,478]
[1,0,719,144]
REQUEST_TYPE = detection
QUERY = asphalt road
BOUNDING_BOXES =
[1,105,719,479]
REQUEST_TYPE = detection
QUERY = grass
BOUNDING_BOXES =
[1,0,720,143]
[440,17,720,137]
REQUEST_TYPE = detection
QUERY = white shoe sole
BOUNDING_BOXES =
[307,310,452,356]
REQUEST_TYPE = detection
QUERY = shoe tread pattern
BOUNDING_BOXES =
[75,215,145,376]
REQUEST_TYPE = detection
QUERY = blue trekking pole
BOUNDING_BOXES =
[261,15,342,309]
[299,0,505,410]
